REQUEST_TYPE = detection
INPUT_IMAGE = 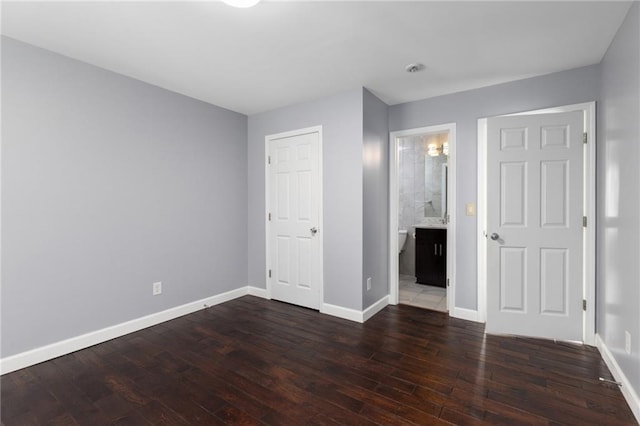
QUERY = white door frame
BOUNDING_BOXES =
[389,123,456,313]
[477,102,596,344]
[265,125,324,308]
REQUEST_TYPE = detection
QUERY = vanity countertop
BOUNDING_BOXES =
[414,223,447,229]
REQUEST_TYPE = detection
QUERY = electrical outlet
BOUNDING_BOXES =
[625,331,631,354]
[366,277,372,291]
[153,281,162,296]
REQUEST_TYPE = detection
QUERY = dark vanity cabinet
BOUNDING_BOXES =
[415,228,447,287]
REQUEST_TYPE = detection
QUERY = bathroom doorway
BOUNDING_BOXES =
[389,124,456,314]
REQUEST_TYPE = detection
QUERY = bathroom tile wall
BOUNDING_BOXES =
[399,135,421,276]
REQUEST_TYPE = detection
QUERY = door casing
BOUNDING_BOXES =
[388,123,456,315]
[265,126,324,308]
[477,102,596,345]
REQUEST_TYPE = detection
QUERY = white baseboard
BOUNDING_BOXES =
[2,289,412,374]
[320,297,389,323]
[247,286,269,299]
[0,286,249,375]
[363,296,389,322]
[450,307,481,322]
[595,334,640,423]
[321,303,364,323]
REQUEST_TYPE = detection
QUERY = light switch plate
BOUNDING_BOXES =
[466,203,476,216]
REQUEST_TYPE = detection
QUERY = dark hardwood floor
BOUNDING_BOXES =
[1,296,636,425]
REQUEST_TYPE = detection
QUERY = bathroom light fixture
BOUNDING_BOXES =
[427,141,449,157]
[221,0,261,8]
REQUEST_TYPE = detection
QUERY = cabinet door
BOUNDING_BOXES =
[434,230,447,287]
[416,228,447,287]
[415,228,435,285]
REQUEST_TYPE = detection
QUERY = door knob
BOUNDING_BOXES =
[310,227,318,236]
[490,233,500,241]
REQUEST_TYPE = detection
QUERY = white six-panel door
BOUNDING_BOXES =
[268,130,321,310]
[486,111,584,341]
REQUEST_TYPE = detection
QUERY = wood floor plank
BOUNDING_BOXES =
[1,297,636,425]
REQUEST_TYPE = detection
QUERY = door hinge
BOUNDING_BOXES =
[583,299,587,311]
[268,269,272,278]
[583,216,587,227]
[447,278,450,287]
[268,212,272,221]
[583,132,588,144]
[268,155,271,165]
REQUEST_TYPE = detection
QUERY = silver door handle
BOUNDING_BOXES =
[439,244,442,256]
[310,227,318,236]
[490,233,499,241]
[434,244,437,255]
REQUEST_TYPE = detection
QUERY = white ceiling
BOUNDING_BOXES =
[1,1,632,115]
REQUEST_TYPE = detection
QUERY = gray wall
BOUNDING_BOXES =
[597,2,640,400]
[1,37,248,357]
[247,90,364,310]
[362,89,389,309]
[390,65,600,310]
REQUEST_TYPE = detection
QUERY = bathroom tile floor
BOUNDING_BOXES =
[399,274,447,312]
